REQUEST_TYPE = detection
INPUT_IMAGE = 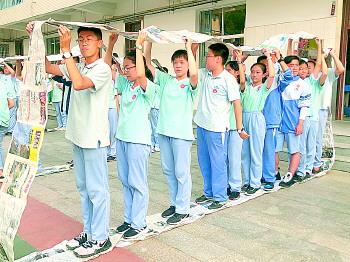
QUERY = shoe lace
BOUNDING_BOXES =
[74,232,86,242]
[82,240,97,248]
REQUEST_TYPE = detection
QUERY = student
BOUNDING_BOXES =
[192,43,248,209]
[104,34,121,162]
[113,33,156,239]
[0,75,15,180]
[225,59,244,200]
[296,39,327,180]
[313,49,344,173]
[2,63,17,134]
[237,49,275,195]
[261,49,294,191]
[276,55,311,188]
[143,36,198,224]
[27,23,112,259]
[51,79,66,130]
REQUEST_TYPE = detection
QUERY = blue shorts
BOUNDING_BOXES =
[276,131,300,154]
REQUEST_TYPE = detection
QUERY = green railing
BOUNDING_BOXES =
[0,0,23,10]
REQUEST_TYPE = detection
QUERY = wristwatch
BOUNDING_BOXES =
[277,57,284,63]
[237,128,245,134]
[62,51,73,59]
[135,44,143,51]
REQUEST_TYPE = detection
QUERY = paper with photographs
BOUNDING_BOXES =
[0,21,47,262]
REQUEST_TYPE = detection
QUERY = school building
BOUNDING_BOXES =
[0,0,349,119]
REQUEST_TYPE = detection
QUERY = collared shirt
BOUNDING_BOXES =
[59,58,111,148]
[155,69,197,140]
[194,68,240,132]
[115,75,157,145]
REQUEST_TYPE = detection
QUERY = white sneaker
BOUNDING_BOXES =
[281,172,293,183]
[73,238,112,259]
[66,232,88,250]
[154,146,160,152]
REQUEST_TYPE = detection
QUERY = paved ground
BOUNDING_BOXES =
[3,118,350,262]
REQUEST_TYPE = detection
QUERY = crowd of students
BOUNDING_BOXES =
[1,23,341,259]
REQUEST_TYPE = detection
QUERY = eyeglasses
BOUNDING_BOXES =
[76,38,99,44]
[123,66,136,72]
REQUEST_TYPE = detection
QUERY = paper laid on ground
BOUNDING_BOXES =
[0,21,47,262]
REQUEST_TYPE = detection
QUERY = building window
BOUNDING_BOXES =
[0,0,23,10]
[46,37,60,55]
[15,40,23,55]
[199,5,246,67]
[125,21,142,54]
[0,43,10,58]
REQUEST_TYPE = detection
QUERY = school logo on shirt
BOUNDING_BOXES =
[180,84,186,89]
[132,94,137,100]
[213,89,218,93]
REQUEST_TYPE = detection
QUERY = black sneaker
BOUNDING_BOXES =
[245,186,260,196]
[227,187,231,196]
[208,200,227,210]
[123,226,147,240]
[241,184,249,192]
[279,174,296,188]
[66,232,88,250]
[261,177,266,185]
[107,156,116,162]
[276,171,281,181]
[161,206,175,218]
[293,175,304,183]
[73,238,112,258]
[303,172,312,181]
[263,182,274,191]
[195,195,213,204]
[229,191,240,200]
[116,222,131,233]
[166,213,190,225]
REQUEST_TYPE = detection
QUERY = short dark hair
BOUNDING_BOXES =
[226,61,239,71]
[171,49,188,62]
[284,55,300,65]
[208,43,229,65]
[257,55,267,63]
[307,60,316,67]
[251,62,267,74]
[299,59,308,66]
[77,27,102,40]
[124,50,154,82]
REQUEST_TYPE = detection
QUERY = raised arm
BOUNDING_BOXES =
[15,60,23,81]
[319,54,328,86]
[287,39,294,56]
[26,22,63,76]
[4,63,15,77]
[136,31,148,91]
[58,25,94,90]
[143,40,155,78]
[274,49,289,72]
[185,38,198,88]
[329,49,345,76]
[234,49,246,91]
[104,33,118,67]
[264,49,275,89]
[312,37,322,78]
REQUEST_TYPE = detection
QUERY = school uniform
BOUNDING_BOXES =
[241,82,272,189]
[59,59,111,241]
[262,69,293,183]
[227,99,243,193]
[314,69,338,168]
[115,75,156,230]
[52,81,67,128]
[194,68,240,202]
[155,69,197,215]
[277,76,311,155]
[107,80,118,158]
[296,75,322,177]
[0,76,16,169]
[2,75,17,133]
[150,86,160,150]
